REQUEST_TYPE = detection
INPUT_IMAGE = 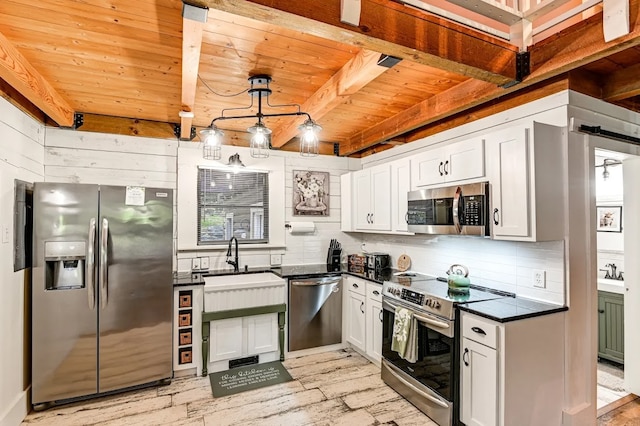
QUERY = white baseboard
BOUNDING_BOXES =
[0,389,29,426]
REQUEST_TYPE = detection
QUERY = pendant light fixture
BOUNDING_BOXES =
[596,158,622,181]
[200,75,322,159]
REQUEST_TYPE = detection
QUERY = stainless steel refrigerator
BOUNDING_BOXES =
[32,183,173,409]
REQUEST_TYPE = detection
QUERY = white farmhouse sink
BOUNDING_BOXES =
[598,278,625,295]
[204,272,286,311]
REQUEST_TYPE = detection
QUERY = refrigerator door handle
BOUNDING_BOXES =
[87,218,96,310]
[100,218,109,309]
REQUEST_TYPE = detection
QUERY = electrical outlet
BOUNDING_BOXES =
[270,254,282,266]
[533,269,546,288]
[191,258,201,271]
[200,257,209,270]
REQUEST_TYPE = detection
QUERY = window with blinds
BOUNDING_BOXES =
[197,167,269,245]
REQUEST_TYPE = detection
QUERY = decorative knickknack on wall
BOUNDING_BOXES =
[293,170,329,216]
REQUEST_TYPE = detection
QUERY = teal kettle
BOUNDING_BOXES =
[447,264,470,293]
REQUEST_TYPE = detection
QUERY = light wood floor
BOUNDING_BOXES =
[22,349,437,426]
[23,347,635,425]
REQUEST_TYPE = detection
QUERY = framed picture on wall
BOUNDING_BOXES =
[293,170,329,216]
[596,205,622,232]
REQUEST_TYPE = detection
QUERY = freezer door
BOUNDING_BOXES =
[32,183,99,404]
[97,186,173,392]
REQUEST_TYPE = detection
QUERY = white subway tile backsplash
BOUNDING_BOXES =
[359,234,566,305]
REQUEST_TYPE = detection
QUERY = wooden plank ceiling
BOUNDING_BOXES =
[0,0,639,157]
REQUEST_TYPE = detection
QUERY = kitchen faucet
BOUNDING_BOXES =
[226,236,239,273]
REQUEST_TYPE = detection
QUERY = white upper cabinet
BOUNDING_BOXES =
[353,164,391,231]
[485,122,565,241]
[390,158,411,232]
[411,138,485,188]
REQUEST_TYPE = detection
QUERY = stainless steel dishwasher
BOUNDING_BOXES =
[288,275,342,351]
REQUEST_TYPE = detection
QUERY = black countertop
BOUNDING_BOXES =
[173,264,388,286]
[458,296,568,323]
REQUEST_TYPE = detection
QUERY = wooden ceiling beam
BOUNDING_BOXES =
[270,48,392,148]
[602,62,640,101]
[341,2,640,155]
[0,31,74,126]
[203,0,518,85]
[180,2,208,140]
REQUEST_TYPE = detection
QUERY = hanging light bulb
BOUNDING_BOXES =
[200,125,224,160]
[602,165,610,180]
[298,118,322,157]
[247,121,271,158]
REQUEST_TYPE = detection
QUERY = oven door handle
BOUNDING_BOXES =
[384,361,449,409]
[383,299,450,330]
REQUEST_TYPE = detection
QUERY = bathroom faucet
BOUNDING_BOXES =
[601,263,624,281]
[226,236,239,273]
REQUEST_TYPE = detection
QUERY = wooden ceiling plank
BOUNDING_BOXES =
[0,30,74,126]
[341,2,640,155]
[181,3,207,140]
[602,63,640,101]
[271,49,391,148]
[203,0,518,85]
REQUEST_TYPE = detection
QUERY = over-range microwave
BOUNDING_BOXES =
[407,182,490,236]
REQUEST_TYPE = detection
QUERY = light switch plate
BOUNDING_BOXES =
[191,258,201,271]
[200,257,209,270]
[270,254,282,266]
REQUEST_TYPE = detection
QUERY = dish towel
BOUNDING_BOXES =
[391,307,418,363]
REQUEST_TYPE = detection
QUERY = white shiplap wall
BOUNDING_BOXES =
[43,128,179,270]
[0,98,44,426]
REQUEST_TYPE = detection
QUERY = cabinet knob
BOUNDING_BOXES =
[598,309,605,314]
[352,283,359,288]
[373,290,380,296]
[493,208,500,225]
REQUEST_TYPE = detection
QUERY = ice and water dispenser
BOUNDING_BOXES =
[44,241,86,290]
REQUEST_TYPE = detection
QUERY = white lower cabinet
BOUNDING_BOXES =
[209,314,279,371]
[345,276,366,352]
[461,337,498,426]
[344,275,382,364]
[460,310,565,426]
[365,283,383,364]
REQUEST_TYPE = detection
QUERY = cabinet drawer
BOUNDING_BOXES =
[178,347,192,364]
[178,310,192,327]
[367,283,382,302]
[178,291,192,308]
[179,329,192,345]
[462,313,498,349]
[346,277,366,295]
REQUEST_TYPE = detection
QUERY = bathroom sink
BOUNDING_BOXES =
[598,278,625,295]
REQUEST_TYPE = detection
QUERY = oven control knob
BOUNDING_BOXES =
[426,298,441,309]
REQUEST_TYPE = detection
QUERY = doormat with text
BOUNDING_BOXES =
[208,360,293,398]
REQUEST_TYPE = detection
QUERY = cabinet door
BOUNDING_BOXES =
[247,313,279,355]
[411,148,445,187]
[445,138,484,182]
[353,169,372,230]
[370,164,391,230]
[598,291,625,364]
[461,337,498,426]
[366,299,383,363]
[486,127,531,238]
[209,318,244,362]
[347,291,366,352]
[391,158,411,232]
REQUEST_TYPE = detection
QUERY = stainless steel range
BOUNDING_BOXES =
[381,272,505,426]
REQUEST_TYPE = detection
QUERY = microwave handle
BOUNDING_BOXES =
[453,186,462,233]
